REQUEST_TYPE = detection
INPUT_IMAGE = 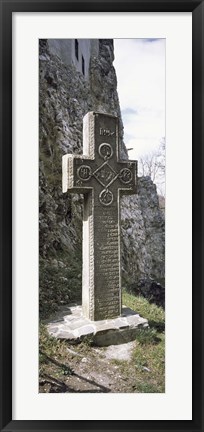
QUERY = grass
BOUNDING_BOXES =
[39,324,75,390]
[39,290,165,393]
[39,324,68,368]
[117,290,165,392]
[123,290,165,328]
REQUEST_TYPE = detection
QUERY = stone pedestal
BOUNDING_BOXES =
[46,303,148,346]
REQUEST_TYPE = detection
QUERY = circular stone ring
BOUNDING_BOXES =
[98,143,113,160]
[99,189,113,206]
[77,165,92,181]
[119,168,133,184]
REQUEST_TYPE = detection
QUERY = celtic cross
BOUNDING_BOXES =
[62,112,137,321]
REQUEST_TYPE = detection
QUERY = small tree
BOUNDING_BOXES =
[138,138,165,197]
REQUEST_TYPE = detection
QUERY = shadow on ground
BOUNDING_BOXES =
[39,350,111,393]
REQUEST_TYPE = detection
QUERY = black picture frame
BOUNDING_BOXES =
[0,1,203,431]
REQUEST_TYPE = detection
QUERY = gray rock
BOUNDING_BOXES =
[39,39,165,319]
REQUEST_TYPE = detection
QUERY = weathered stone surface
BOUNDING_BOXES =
[63,112,137,321]
[121,177,165,287]
[47,304,148,346]
[39,39,165,319]
[104,341,136,361]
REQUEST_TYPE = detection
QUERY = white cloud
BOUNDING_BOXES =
[113,38,165,159]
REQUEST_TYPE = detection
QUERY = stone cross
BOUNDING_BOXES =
[62,112,137,321]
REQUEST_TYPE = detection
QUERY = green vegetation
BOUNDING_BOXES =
[39,290,165,393]
[39,323,66,362]
[39,324,74,387]
[123,290,165,329]
[39,251,82,319]
[119,290,165,392]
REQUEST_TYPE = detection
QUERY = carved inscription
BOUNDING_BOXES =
[119,168,133,184]
[94,212,120,318]
[63,112,137,320]
[77,165,91,181]
[99,128,115,137]
[93,163,117,188]
[73,136,135,207]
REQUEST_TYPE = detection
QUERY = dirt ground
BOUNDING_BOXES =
[39,341,139,393]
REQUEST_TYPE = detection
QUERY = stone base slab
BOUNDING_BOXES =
[46,304,148,346]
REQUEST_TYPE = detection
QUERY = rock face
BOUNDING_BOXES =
[121,177,165,288]
[39,39,165,318]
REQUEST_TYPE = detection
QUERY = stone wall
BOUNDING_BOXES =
[47,39,99,79]
[39,38,165,317]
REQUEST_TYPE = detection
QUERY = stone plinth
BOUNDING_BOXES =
[46,304,148,346]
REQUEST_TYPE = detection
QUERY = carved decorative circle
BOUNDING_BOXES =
[77,165,91,181]
[119,168,133,184]
[99,189,113,206]
[99,143,113,160]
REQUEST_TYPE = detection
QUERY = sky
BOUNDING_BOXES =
[113,39,165,161]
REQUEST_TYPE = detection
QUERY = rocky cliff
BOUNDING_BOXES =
[39,39,165,317]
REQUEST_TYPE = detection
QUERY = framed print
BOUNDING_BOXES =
[0,0,203,431]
